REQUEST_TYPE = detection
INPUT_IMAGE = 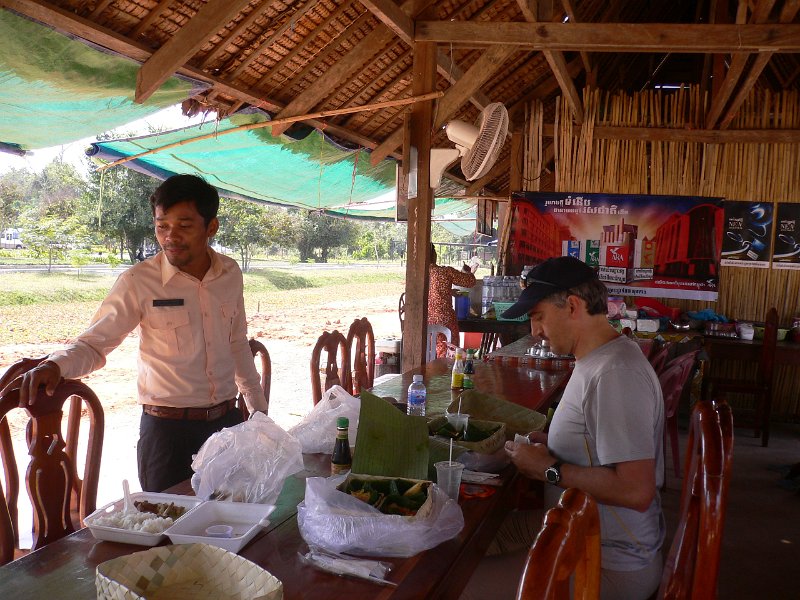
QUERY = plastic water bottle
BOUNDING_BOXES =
[407,374,427,416]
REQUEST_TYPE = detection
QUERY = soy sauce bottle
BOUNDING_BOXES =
[331,416,352,475]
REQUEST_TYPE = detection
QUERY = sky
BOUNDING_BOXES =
[0,104,208,176]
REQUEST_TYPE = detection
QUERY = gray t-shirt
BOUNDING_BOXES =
[545,335,665,571]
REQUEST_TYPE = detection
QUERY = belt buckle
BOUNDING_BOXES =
[206,403,225,421]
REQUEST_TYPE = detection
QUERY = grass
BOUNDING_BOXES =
[0,267,406,345]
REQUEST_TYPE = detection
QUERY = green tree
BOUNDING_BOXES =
[19,212,88,272]
[217,199,293,271]
[83,162,157,262]
[31,157,85,220]
[293,211,358,263]
[0,167,36,232]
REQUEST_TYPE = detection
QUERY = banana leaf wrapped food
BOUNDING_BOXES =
[337,475,433,518]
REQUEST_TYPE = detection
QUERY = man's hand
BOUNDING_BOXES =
[15,361,61,408]
[505,441,555,481]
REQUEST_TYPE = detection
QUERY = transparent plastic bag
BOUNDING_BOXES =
[190,412,304,504]
[297,475,464,557]
[288,385,360,454]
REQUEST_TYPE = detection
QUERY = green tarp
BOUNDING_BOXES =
[0,9,198,153]
[90,110,478,230]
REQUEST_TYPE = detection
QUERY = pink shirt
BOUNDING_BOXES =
[49,249,267,412]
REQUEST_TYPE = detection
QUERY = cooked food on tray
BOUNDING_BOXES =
[339,477,430,516]
[91,501,188,533]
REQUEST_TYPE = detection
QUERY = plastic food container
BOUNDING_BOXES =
[165,500,275,553]
[84,492,203,546]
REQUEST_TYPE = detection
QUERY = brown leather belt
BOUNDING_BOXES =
[142,399,237,421]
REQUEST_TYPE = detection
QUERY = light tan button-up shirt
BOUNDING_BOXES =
[49,249,267,412]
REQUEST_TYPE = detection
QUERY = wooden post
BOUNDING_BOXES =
[402,41,437,371]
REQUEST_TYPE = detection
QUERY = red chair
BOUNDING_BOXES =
[657,398,733,599]
[346,317,375,395]
[658,350,700,479]
[0,378,104,552]
[516,488,601,600]
[649,342,674,375]
[310,330,351,405]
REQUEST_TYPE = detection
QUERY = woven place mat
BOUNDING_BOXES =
[96,543,282,600]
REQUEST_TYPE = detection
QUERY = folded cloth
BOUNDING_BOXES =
[300,549,395,586]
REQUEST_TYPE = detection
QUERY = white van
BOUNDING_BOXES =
[1,228,24,249]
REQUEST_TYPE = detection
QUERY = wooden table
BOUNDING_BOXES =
[0,359,569,598]
[369,358,569,415]
[0,456,520,599]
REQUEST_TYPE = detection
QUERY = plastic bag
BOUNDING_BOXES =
[191,412,304,504]
[297,475,464,557]
[288,385,360,454]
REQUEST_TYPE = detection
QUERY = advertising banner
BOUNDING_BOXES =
[720,201,774,268]
[509,192,724,301]
[772,203,800,270]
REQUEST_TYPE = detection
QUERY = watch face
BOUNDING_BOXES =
[545,464,561,484]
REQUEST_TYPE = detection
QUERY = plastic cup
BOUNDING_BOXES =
[446,413,469,438]
[435,460,465,500]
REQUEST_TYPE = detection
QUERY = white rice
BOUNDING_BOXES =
[92,510,174,533]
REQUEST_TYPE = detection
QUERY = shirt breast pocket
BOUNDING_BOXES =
[221,303,238,343]
[146,309,193,355]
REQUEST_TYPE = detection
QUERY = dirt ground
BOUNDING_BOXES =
[0,292,404,543]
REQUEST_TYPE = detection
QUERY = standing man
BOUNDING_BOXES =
[13,174,267,492]
[462,256,665,600]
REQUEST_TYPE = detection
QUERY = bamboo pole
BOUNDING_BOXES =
[97,91,445,171]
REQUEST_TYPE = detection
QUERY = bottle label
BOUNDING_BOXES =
[463,374,474,389]
[331,462,351,475]
[451,372,464,388]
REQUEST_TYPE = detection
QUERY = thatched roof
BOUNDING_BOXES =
[3,0,800,195]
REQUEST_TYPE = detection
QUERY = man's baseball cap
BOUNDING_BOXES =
[501,256,598,319]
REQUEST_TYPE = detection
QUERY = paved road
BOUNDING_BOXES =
[0,261,404,274]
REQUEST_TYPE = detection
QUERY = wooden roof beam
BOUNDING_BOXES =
[718,1,800,129]
[542,124,800,144]
[0,0,397,159]
[369,44,517,165]
[705,0,776,129]
[415,22,800,52]
[135,0,254,103]
[360,1,494,109]
[559,0,591,73]
[269,26,397,136]
[516,0,584,124]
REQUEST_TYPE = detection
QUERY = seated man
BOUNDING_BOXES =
[462,256,665,600]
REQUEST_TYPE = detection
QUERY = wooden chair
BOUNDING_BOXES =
[0,483,13,566]
[425,324,451,362]
[346,317,375,395]
[310,330,351,405]
[702,307,778,446]
[516,488,601,600]
[479,332,499,357]
[658,350,700,479]
[0,378,104,552]
[398,292,406,332]
[658,398,733,599]
[237,338,271,420]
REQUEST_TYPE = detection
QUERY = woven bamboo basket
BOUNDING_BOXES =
[96,543,283,600]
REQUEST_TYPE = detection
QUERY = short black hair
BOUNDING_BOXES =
[149,174,219,226]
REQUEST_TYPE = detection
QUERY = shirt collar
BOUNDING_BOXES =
[159,247,224,286]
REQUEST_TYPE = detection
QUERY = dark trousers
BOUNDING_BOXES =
[137,408,243,492]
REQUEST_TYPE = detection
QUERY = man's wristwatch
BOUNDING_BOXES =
[544,460,564,485]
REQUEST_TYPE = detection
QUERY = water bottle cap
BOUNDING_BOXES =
[412,374,424,382]
[337,416,349,428]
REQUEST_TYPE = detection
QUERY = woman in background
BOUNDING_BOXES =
[428,243,476,357]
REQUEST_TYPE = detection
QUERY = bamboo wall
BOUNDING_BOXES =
[530,87,800,419]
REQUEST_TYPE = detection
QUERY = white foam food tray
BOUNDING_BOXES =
[165,500,276,553]
[84,492,203,546]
